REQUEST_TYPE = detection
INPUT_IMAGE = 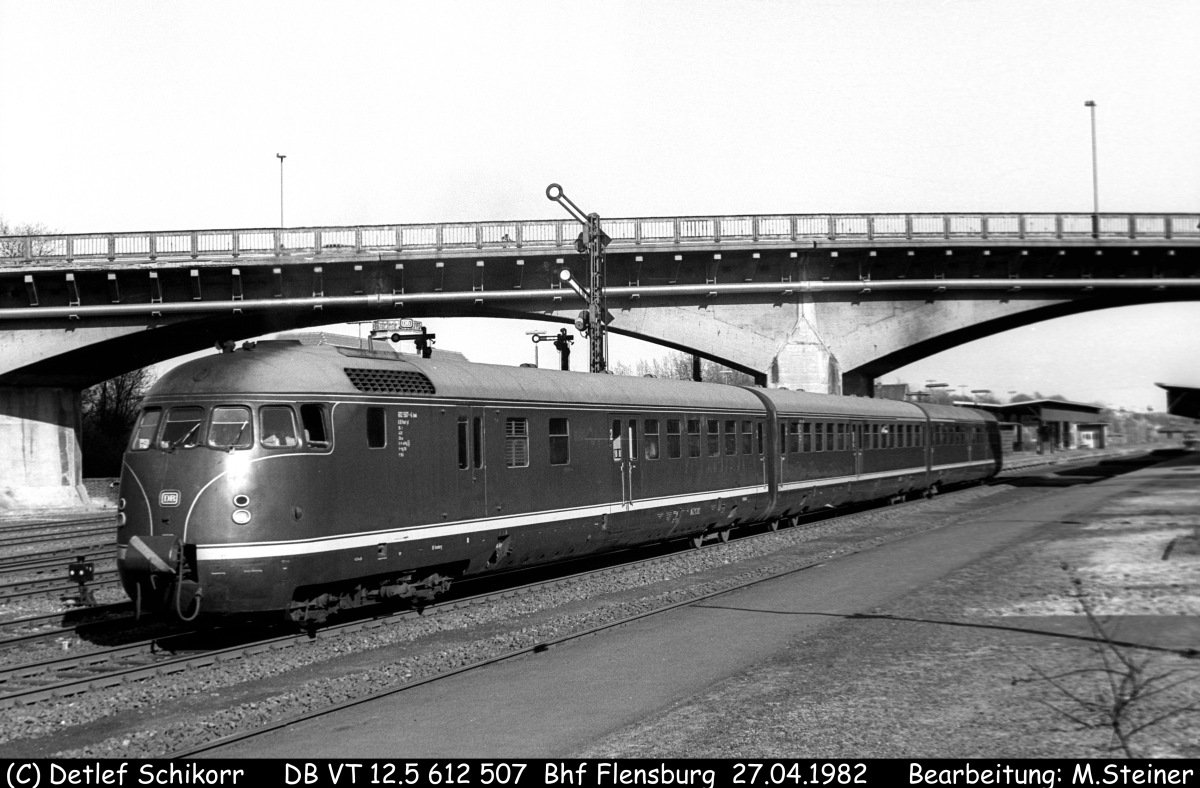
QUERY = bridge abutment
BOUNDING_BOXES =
[0,386,87,509]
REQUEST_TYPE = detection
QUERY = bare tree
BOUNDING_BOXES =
[0,216,54,258]
[81,368,156,477]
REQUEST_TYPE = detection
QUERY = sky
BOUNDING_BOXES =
[1,0,1198,411]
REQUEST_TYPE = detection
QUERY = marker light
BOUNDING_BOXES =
[231,509,252,525]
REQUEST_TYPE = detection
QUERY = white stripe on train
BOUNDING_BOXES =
[193,460,996,562]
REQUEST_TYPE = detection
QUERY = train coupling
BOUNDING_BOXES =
[123,535,203,620]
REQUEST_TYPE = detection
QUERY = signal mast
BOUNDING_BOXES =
[546,183,610,373]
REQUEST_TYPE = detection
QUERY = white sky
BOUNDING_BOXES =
[2,0,1198,410]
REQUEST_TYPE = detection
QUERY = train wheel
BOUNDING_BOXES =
[718,528,731,543]
[691,533,705,549]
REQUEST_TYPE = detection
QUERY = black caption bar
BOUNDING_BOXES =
[1,760,1194,788]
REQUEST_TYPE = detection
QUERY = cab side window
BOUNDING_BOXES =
[261,406,299,448]
[300,404,331,449]
[130,408,162,451]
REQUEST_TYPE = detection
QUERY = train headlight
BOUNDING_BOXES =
[116,512,127,527]
[118,497,126,512]
[231,509,252,525]
[233,494,250,507]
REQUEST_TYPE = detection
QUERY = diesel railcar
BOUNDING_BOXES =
[116,339,1002,622]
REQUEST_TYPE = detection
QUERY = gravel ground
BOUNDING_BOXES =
[2,484,1014,758]
[3,448,1191,760]
[578,459,1200,760]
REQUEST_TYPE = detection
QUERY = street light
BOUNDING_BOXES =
[276,153,286,228]
[1084,101,1098,236]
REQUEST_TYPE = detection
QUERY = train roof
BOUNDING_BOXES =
[146,340,994,422]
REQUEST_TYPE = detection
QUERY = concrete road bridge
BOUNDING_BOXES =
[2,210,1198,506]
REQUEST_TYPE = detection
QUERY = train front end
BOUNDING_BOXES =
[115,344,335,621]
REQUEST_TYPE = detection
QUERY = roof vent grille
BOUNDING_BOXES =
[344,368,436,395]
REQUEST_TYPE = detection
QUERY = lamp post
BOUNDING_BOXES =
[276,153,286,228]
[1084,101,1098,236]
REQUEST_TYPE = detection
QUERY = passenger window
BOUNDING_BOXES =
[506,417,529,467]
[826,423,835,451]
[741,421,752,454]
[209,406,253,449]
[788,421,800,453]
[724,419,736,455]
[367,407,386,449]
[687,419,701,458]
[813,422,824,452]
[160,406,204,450]
[130,408,162,451]
[645,419,660,460]
[756,421,764,455]
[667,419,681,459]
[300,404,330,448]
[260,406,299,449]
[549,417,570,465]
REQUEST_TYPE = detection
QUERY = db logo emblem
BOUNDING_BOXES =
[160,490,181,507]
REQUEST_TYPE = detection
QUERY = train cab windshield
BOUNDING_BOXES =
[208,406,253,450]
[129,403,330,452]
[160,407,204,450]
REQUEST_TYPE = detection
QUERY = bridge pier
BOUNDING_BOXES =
[563,299,845,393]
[0,386,88,509]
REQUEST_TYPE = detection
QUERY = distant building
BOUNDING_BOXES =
[876,383,910,401]
[970,399,1108,453]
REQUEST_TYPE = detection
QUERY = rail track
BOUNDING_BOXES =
[0,486,932,715]
[0,604,133,649]
[0,516,116,553]
[0,447,1164,758]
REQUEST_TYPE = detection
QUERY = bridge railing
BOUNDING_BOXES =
[2,212,1197,264]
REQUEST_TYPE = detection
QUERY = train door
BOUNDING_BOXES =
[453,407,488,519]
[608,415,641,532]
[851,422,864,478]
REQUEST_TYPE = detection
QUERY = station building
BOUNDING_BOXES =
[966,400,1107,453]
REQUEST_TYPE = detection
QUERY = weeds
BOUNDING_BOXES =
[1014,563,1199,757]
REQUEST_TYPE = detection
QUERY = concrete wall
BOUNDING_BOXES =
[0,386,87,508]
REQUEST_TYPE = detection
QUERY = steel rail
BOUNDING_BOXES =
[0,449,1152,720]
[0,486,943,713]
[0,528,117,552]
[0,545,114,572]
[0,604,132,649]
[0,515,115,535]
[168,450,1162,758]
[0,572,120,603]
